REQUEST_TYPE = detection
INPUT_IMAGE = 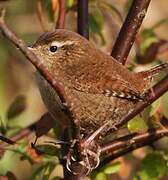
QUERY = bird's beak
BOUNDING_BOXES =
[27,45,33,51]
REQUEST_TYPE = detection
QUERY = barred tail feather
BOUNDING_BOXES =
[135,63,168,94]
[139,63,168,80]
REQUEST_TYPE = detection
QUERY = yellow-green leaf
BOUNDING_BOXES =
[162,92,168,119]
[95,172,107,180]
[150,98,161,117]
[103,162,121,175]
[128,115,148,133]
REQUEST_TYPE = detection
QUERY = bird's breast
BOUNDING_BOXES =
[35,72,70,127]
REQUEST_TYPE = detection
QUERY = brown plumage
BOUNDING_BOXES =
[31,29,168,137]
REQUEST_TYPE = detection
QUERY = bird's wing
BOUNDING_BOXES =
[66,55,142,100]
[72,73,142,100]
[66,49,144,100]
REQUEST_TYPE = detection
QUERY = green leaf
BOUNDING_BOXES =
[35,144,60,156]
[142,29,156,39]
[32,163,55,180]
[136,152,167,180]
[0,116,7,134]
[89,14,102,33]
[0,151,20,175]
[10,144,33,164]
[103,162,121,175]
[7,95,27,120]
[162,92,168,119]
[92,162,121,179]
[43,163,55,180]
[140,33,158,53]
[89,7,105,45]
[92,6,104,29]
[66,0,75,7]
[150,98,161,117]
[142,106,151,121]
[95,172,107,180]
[140,27,159,54]
[32,165,47,180]
[42,0,54,22]
[127,115,148,133]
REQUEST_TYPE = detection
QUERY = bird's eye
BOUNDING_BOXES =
[49,45,58,53]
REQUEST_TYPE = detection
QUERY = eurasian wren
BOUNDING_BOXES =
[30,29,168,134]
[30,29,168,173]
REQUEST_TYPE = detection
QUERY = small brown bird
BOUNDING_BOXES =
[31,29,167,135]
[30,29,167,173]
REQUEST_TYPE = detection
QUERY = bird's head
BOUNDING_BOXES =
[29,29,93,75]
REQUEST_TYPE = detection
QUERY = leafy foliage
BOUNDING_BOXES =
[92,162,121,180]
[134,152,167,180]
[128,115,148,133]
[0,95,26,135]
[7,95,27,120]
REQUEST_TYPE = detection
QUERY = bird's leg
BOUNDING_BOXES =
[65,121,110,174]
[150,87,155,98]
[66,140,101,175]
[66,138,92,175]
[82,121,110,146]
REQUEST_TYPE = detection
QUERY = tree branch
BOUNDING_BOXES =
[77,0,89,39]
[111,0,151,64]
[36,0,46,32]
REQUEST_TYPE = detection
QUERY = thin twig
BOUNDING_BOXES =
[0,135,15,145]
[0,128,32,153]
[111,0,151,64]
[77,0,89,39]
[55,0,65,29]
[101,126,168,155]
[36,0,46,32]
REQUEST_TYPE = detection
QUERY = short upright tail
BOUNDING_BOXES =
[139,63,168,79]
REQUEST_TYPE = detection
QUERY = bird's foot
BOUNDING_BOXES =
[66,140,101,175]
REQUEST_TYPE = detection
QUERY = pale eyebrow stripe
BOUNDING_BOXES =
[50,41,75,47]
